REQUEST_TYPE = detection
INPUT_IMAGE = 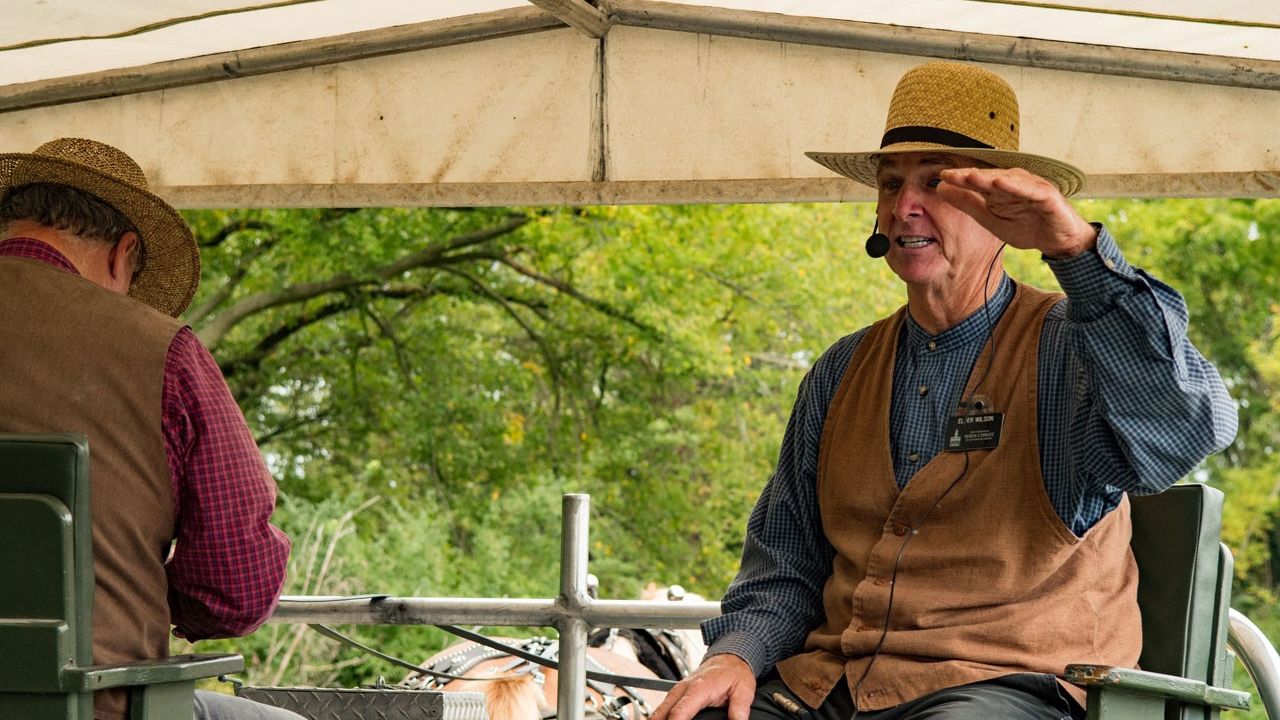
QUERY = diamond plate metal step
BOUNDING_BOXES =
[237,686,488,720]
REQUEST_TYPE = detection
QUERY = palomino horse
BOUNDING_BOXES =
[401,585,708,720]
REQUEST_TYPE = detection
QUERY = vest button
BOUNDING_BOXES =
[892,523,909,536]
[874,576,889,586]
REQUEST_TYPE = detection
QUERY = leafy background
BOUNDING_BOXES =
[172,200,1279,715]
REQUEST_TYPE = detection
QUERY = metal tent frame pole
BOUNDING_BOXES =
[556,494,592,720]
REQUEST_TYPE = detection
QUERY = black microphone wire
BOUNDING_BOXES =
[848,449,971,718]
[847,243,1007,719]
[967,244,1007,398]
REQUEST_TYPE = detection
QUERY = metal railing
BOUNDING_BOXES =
[269,493,722,720]
[1230,609,1280,719]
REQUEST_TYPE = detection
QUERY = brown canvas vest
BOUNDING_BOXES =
[775,282,1142,712]
[0,257,180,720]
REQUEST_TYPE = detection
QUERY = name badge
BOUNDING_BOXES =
[943,412,1004,451]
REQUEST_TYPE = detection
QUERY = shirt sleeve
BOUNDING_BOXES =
[699,333,861,676]
[1043,225,1237,501]
[162,327,291,641]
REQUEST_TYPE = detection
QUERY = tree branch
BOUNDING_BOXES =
[359,301,413,380]
[199,219,273,248]
[220,286,431,381]
[441,266,564,389]
[255,409,331,446]
[699,268,760,304]
[189,231,282,326]
[496,256,661,338]
[197,217,528,348]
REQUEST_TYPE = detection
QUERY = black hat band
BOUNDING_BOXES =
[880,126,994,150]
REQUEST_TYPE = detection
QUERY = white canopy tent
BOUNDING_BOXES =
[1,0,1277,207]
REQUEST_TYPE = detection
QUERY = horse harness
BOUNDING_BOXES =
[411,637,654,720]
[588,628,694,680]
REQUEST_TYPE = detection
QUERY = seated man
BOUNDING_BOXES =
[0,138,301,720]
[654,62,1236,720]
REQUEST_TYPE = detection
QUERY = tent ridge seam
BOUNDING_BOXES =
[607,0,1280,91]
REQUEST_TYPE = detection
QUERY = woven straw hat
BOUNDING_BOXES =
[0,138,199,317]
[806,62,1085,197]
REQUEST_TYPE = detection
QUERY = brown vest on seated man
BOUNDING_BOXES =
[775,283,1142,712]
[0,261,182,720]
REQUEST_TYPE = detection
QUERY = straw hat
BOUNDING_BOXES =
[0,138,199,317]
[806,61,1085,197]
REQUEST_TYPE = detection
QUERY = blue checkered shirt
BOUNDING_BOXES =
[702,226,1238,677]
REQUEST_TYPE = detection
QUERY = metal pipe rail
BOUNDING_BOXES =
[1230,609,1280,719]
[269,494,722,720]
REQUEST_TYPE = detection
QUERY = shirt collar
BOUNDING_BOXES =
[0,237,80,275]
[903,273,1013,354]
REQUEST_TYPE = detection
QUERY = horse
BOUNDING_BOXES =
[400,585,708,720]
[587,583,708,679]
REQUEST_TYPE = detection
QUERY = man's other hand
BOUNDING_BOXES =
[652,653,757,720]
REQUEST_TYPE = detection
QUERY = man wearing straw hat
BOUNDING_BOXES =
[655,62,1235,720]
[0,139,301,720]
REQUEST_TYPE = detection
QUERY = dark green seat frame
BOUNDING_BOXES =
[0,433,243,720]
[1066,483,1251,719]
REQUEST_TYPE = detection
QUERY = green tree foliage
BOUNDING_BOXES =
[176,200,1278,695]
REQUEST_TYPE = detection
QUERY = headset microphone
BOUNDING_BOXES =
[865,221,891,259]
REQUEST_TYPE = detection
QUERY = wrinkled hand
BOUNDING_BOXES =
[938,166,1097,258]
[652,653,757,720]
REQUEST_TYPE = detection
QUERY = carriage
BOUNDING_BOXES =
[2,1,1280,718]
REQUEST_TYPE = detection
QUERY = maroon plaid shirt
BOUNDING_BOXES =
[0,238,289,640]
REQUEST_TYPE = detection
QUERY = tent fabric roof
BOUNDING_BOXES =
[0,1,525,86]
[1,1,1277,205]
[691,1,1280,60]
[4,0,1279,87]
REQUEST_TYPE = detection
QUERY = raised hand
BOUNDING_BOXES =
[937,166,1097,259]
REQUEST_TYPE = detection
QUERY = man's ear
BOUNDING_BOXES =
[108,231,141,285]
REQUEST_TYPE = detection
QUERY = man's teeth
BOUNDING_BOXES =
[898,236,935,248]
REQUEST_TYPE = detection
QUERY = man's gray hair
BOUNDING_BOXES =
[1,182,137,242]
[0,182,144,270]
